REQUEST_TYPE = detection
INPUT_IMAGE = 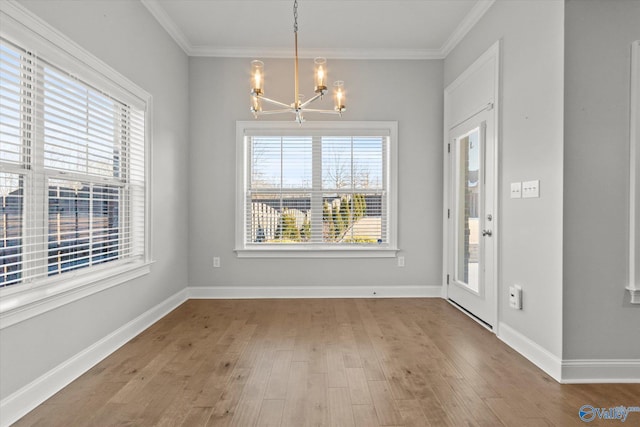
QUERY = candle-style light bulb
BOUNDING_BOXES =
[251,60,264,95]
[314,58,327,94]
[333,80,345,112]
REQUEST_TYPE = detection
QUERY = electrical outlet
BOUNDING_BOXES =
[509,285,522,309]
[213,257,221,268]
[397,256,405,267]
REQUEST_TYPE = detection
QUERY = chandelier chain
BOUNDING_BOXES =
[293,0,298,33]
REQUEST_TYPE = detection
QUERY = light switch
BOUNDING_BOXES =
[510,182,522,198]
[522,180,540,198]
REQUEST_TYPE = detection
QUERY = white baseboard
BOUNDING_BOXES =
[0,289,188,427]
[187,285,443,299]
[498,322,640,384]
[561,359,640,383]
[497,322,563,382]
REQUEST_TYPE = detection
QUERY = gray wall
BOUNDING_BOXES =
[563,0,640,359]
[0,0,190,399]
[188,58,444,290]
[444,0,565,357]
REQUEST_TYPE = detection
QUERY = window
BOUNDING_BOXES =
[236,121,398,257]
[0,4,150,322]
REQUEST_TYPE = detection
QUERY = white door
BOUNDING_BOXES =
[447,109,496,328]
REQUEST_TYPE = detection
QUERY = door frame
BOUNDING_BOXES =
[442,41,500,332]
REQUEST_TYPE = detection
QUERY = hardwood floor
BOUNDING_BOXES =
[14,299,640,426]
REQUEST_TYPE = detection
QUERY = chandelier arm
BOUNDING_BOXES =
[298,93,323,109]
[253,109,295,115]
[257,95,292,109]
[298,109,343,114]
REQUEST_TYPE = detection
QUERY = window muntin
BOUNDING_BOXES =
[238,122,397,255]
[0,37,146,290]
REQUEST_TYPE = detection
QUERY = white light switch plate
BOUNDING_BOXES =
[522,180,540,198]
[510,182,522,198]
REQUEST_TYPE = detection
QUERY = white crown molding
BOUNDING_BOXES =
[140,0,192,54]
[189,46,444,60]
[440,0,496,57]
[141,0,494,60]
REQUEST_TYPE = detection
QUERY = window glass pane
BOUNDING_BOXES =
[42,66,121,178]
[323,137,352,189]
[249,193,310,243]
[321,137,384,244]
[251,136,312,189]
[251,137,280,188]
[0,172,23,287]
[322,193,383,244]
[48,179,120,276]
[282,137,312,189]
[353,137,384,190]
[0,43,27,165]
[91,184,120,265]
[455,130,480,292]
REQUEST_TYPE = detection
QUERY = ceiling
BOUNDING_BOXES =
[141,0,495,59]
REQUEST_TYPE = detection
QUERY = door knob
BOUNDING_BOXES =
[482,229,492,237]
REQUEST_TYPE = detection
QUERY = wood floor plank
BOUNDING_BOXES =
[327,346,349,388]
[280,361,309,427]
[304,372,330,426]
[177,406,213,427]
[228,349,276,426]
[368,380,403,426]
[12,299,640,427]
[328,387,356,427]
[264,350,294,399]
[256,399,285,427]
[346,367,373,405]
[395,399,431,427]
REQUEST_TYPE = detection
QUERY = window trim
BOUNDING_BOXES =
[0,1,152,328]
[235,121,398,258]
[629,40,640,304]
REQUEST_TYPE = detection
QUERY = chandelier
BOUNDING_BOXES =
[250,0,346,124]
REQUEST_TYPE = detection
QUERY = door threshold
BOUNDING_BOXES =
[447,298,493,332]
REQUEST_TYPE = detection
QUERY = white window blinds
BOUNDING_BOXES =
[0,37,146,288]
[238,122,397,253]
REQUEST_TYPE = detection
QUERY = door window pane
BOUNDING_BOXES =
[456,129,480,292]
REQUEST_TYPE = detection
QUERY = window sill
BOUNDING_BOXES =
[0,260,153,329]
[235,247,399,258]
